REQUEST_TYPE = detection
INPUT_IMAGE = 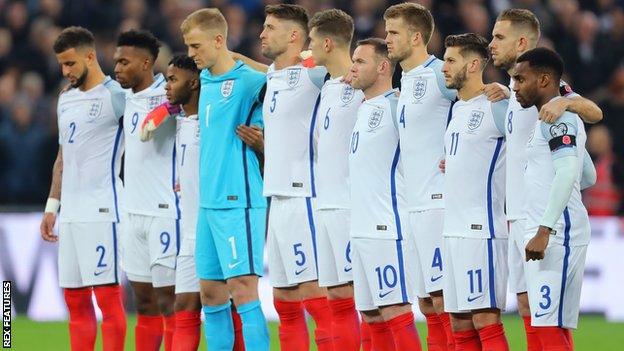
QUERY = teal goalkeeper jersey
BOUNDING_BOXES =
[198,60,266,209]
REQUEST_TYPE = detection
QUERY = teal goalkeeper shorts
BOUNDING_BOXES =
[195,207,266,280]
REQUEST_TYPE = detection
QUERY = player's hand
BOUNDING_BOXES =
[539,97,569,123]
[237,125,264,154]
[483,83,510,102]
[140,102,181,141]
[438,158,446,173]
[525,225,551,261]
[174,182,180,193]
[341,71,354,85]
[40,213,58,242]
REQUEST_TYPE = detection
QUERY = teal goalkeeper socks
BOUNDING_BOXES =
[236,300,270,351]
[202,302,234,351]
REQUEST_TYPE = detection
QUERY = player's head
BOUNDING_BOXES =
[383,3,434,62]
[53,26,97,89]
[512,47,564,108]
[349,38,393,91]
[165,54,199,106]
[113,29,160,89]
[260,4,309,60]
[490,9,540,71]
[180,8,228,70]
[442,33,489,90]
[308,9,354,66]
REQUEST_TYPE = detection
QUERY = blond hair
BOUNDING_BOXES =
[384,3,434,45]
[180,8,228,37]
[497,8,540,43]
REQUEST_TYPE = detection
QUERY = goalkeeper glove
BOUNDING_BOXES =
[300,50,316,68]
[140,101,181,141]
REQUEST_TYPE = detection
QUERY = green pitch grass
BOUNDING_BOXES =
[9,314,624,350]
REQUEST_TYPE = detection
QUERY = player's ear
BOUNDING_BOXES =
[324,37,331,52]
[189,77,199,90]
[538,72,550,88]
[215,33,225,49]
[411,31,422,47]
[517,36,529,54]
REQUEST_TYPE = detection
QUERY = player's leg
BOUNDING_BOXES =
[317,209,360,351]
[509,219,540,351]
[58,222,97,351]
[195,207,235,350]
[172,237,201,351]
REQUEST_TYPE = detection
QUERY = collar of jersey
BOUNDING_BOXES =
[133,73,165,96]
[403,55,437,76]
[201,60,245,81]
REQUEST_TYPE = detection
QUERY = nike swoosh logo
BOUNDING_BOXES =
[295,267,308,275]
[378,290,393,299]
[430,275,443,282]
[467,295,483,302]
[534,311,549,318]
[344,266,352,272]
[94,271,106,276]
[228,261,242,269]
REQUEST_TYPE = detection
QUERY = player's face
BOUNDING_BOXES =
[512,61,539,108]
[183,28,218,70]
[385,17,412,62]
[55,48,90,88]
[260,15,290,60]
[350,45,380,91]
[165,65,195,106]
[490,20,519,71]
[442,47,468,90]
[113,46,149,89]
[308,27,328,66]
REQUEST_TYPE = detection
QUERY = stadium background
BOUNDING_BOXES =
[0,0,623,349]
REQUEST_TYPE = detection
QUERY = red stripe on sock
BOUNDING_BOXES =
[535,327,572,351]
[163,315,175,351]
[360,320,372,351]
[523,315,542,351]
[231,305,246,351]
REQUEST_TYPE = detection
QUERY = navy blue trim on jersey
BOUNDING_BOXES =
[446,98,458,128]
[558,207,572,327]
[389,144,408,303]
[153,74,166,89]
[112,222,119,284]
[103,76,113,86]
[111,121,123,222]
[308,94,321,197]
[244,208,255,275]
[384,90,395,98]
[487,137,504,239]
[242,102,259,208]
[305,198,318,273]
[486,238,496,307]
[172,144,181,254]
[423,56,436,68]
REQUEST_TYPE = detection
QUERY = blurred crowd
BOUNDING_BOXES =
[0,0,622,215]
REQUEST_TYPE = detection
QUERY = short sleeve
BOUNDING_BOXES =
[431,60,457,101]
[490,99,509,135]
[104,79,127,120]
[540,111,579,160]
[307,66,329,90]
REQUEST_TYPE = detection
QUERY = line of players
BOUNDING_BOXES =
[39,3,603,351]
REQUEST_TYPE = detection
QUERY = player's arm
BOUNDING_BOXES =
[41,147,62,242]
[580,149,597,190]
[483,82,510,102]
[491,99,510,136]
[230,51,269,73]
[539,85,603,124]
[237,82,265,154]
[526,114,579,261]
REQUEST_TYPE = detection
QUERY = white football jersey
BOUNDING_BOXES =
[315,77,364,210]
[57,77,125,223]
[524,111,590,246]
[176,114,200,241]
[506,79,578,220]
[349,90,408,240]
[123,74,179,218]
[397,56,456,211]
[263,64,327,197]
[443,94,508,239]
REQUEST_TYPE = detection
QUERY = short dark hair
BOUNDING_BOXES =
[497,8,540,43]
[384,3,434,45]
[53,26,95,53]
[308,9,354,47]
[516,47,564,81]
[445,33,490,64]
[117,29,161,61]
[169,54,199,74]
[265,4,309,36]
[356,37,389,59]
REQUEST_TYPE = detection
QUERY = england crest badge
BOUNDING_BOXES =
[87,100,103,121]
[148,96,162,111]
[368,109,384,129]
[221,80,235,98]
[287,68,301,88]
[340,85,355,104]
[413,77,427,100]
[467,110,484,130]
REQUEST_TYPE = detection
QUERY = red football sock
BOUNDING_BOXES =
[564,328,574,350]
[163,314,175,351]
[368,320,396,351]
[535,327,571,351]
[64,288,97,351]
[453,329,482,351]
[328,297,360,351]
[438,313,455,351]
[387,312,422,351]
[425,313,447,351]
[360,319,372,351]
[93,285,126,351]
[274,299,309,351]
[231,305,245,351]
[303,297,334,351]
[523,315,542,351]
[136,314,164,351]
[478,323,509,351]
[172,310,200,351]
